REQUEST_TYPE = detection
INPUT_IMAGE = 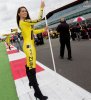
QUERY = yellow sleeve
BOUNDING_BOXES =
[3,34,7,36]
[38,7,43,21]
[3,34,11,36]
[24,7,43,25]
[33,28,45,34]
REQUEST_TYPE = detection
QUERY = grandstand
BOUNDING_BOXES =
[35,0,91,29]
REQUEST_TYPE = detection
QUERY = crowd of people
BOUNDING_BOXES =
[70,23,91,41]
[41,21,91,42]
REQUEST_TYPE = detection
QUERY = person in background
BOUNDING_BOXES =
[37,33,44,45]
[3,34,11,50]
[56,17,72,60]
[76,23,81,41]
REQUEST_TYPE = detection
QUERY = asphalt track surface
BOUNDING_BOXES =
[15,38,91,93]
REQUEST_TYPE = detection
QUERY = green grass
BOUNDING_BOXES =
[0,42,18,100]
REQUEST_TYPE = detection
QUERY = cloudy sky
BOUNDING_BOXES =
[0,0,76,36]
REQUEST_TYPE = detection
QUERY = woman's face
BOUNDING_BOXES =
[18,8,28,19]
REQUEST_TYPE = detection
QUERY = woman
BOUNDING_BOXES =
[3,34,11,50]
[16,1,48,100]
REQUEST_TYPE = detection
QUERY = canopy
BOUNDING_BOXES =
[73,16,85,22]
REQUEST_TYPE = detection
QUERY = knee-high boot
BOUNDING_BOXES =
[25,66,48,100]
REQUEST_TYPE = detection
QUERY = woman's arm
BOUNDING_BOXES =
[33,26,48,34]
[3,32,18,37]
[3,34,11,36]
[24,1,45,25]
[33,28,45,34]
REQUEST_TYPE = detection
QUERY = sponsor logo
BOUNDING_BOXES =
[29,48,33,68]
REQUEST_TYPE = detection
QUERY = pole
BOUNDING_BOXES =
[42,0,56,72]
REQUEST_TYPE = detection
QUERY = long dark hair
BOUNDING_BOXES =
[16,6,30,28]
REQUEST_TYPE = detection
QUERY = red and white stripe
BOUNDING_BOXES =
[5,44,91,100]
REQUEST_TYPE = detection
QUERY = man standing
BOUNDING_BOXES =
[56,18,72,60]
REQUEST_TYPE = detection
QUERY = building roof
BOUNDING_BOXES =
[45,0,86,19]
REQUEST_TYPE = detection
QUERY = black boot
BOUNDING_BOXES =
[25,66,48,100]
[33,83,48,100]
[9,46,11,50]
[34,93,48,100]
[25,65,33,87]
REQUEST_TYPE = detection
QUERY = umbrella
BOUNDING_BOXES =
[73,16,85,22]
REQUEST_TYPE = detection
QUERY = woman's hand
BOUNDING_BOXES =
[40,0,45,8]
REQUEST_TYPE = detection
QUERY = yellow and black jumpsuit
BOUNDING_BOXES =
[19,7,48,100]
[4,34,11,50]
[19,7,45,70]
